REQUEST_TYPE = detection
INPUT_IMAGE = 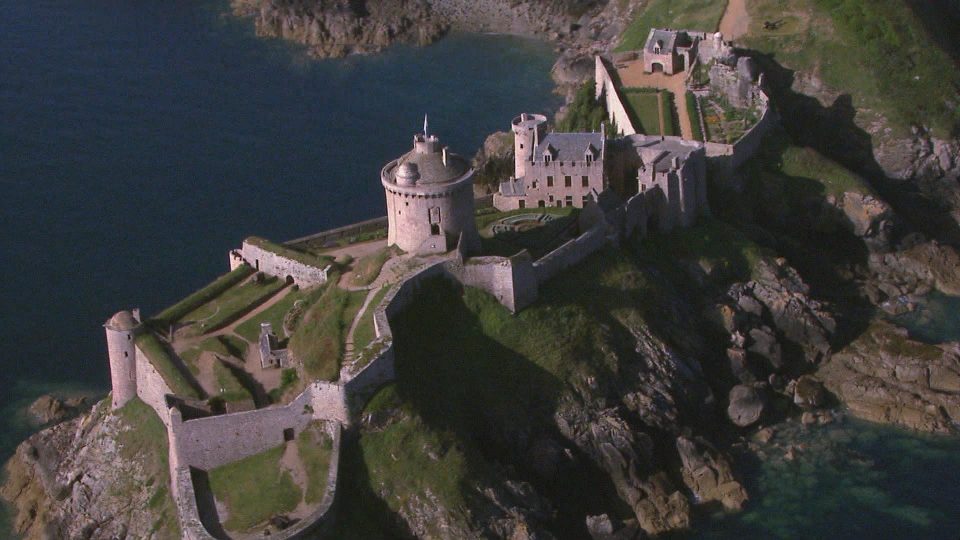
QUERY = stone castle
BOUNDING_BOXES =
[102,36,775,537]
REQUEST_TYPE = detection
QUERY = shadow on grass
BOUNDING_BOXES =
[190,468,230,540]
[746,49,960,246]
[388,276,635,538]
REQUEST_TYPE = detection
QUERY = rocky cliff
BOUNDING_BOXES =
[1,399,179,540]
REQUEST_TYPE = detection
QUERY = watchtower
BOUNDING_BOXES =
[512,113,547,179]
[104,310,140,410]
[381,117,480,255]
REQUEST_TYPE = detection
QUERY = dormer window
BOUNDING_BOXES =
[543,154,552,164]
[585,154,593,163]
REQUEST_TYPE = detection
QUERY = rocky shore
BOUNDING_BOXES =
[229,0,642,99]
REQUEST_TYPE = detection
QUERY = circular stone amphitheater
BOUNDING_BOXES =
[490,212,559,236]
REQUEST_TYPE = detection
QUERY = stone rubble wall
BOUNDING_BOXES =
[133,346,175,427]
[172,383,345,471]
[286,216,389,249]
[533,221,608,284]
[729,91,779,170]
[595,56,638,136]
[237,241,330,288]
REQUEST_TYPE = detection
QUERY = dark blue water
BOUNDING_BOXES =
[0,0,561,458]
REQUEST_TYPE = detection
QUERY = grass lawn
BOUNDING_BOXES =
[617,0,729,51]
[181,275,286,337]
[478,207,579,258]
[624,89,662,135]
[686,92,705,141]
[740,0,960,137]
[779,146,873,197]
[640,218,772,286]
[233,286,308,342]
[152,266,253,329]
[352,285,391,353]
[298,423,334,504]
[115,398,181,539]
[209,445,301,532]
[288,286,366,381]
[212,360,254,403]
[348,246,397,287]
[358,385,475,528]
[135,332,202,399]
[180,335,248,375]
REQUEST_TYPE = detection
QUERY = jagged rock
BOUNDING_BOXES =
[748,326,783,371]
[841,191,893,241]
[675,437,747,511]
[754,427,775,443]
[1,401,180,539]
[27,395,86,426]
[727,385,766,427]
[868,241,960,298]
[818,322,960,433]
[793,375,827,409]
[727,258,835,364]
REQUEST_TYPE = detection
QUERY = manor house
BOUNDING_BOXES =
[495,114,707,232]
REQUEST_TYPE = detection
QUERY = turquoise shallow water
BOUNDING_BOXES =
[695,419,960,539]
[2,0,959,537]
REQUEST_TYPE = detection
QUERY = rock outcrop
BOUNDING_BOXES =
[1,400,180,539]
[818,322,960,433]
[26,394,87,426]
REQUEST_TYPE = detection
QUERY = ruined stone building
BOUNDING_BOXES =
[608,135,708,231]
[642,28,732,75]
[381,121,481,255]
[258,322,289,369]
[495,113,607,211]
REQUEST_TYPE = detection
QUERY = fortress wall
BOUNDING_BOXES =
[134,346,174,427]
[533,222,608,284]
[239,242,329,287]
[173,467,217,540]
[729,91,778,170]
[173,390,317,470]
[595,56,637,136]
[310,381,349,423]
[285,216,389,249]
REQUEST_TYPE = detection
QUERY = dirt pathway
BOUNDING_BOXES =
[172,283,292,353]
[279,442,312,519]
[719,0,750,41]
[614,65,695,140]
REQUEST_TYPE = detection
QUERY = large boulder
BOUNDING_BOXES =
[727,385,766,427]
[818,322,960,433]
[793,375,827,409]
[675,437,748,511]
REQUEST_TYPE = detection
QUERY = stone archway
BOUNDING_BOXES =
[651,62,665,73]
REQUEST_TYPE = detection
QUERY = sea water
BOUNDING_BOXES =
[0,0,560,458]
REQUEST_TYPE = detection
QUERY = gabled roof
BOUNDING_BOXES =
[532,132,604,163]
[646,28,679,53]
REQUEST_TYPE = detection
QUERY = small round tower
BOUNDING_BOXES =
[511,113,547,180]
[104,310,139,410]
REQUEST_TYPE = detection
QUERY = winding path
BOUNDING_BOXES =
[719,0,750,41]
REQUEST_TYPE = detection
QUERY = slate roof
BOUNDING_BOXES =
[105,310,138,331]
[645,29,678,53]
[389,146,470,185]
[532,133,604,162]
